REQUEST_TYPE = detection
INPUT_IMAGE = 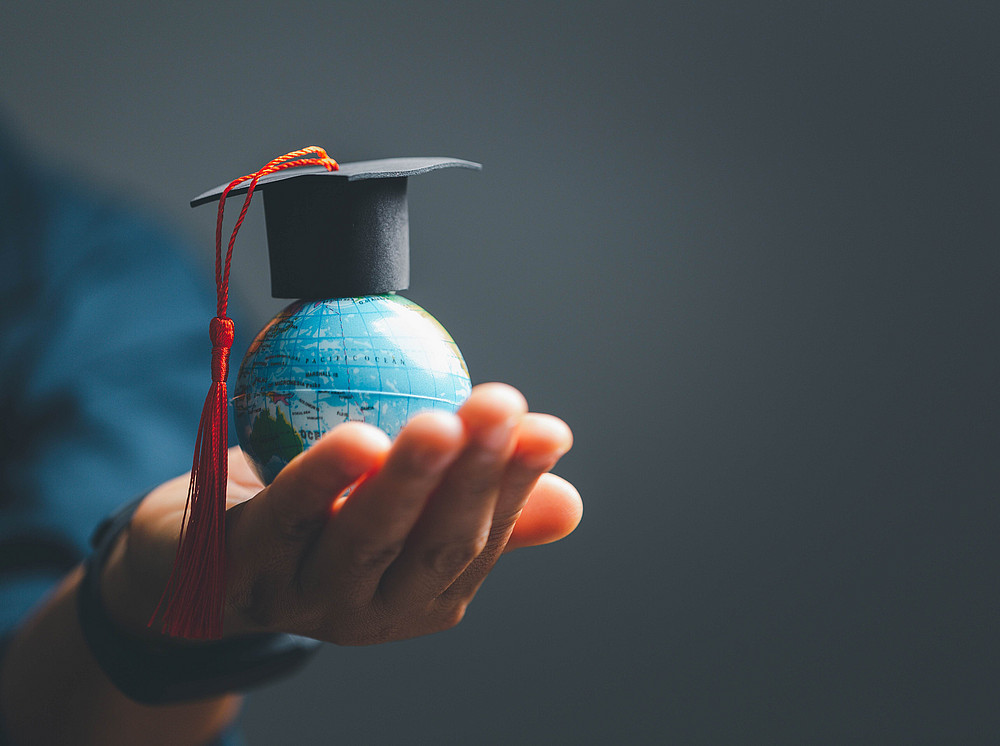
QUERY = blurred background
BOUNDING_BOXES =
[2,1,998,743]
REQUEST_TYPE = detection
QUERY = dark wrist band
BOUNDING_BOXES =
[77,495,321,705]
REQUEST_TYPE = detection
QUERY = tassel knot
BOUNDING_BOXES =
[210,317,235,382]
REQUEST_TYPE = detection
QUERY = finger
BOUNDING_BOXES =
[298,411,465,603]
[222,423,392,633]
[438,413,572,602]
[227,422,390,566]
[377,383,527,606]
[504,472,583,551]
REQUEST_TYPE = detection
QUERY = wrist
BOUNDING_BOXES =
[100,514,237,644]
[101,498,264,641]
[100,530,173,642]
[78,496,322,704]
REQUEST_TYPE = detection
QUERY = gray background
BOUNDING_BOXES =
[3,1,999,743]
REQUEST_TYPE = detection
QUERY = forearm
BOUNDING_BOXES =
[0,568,240,746]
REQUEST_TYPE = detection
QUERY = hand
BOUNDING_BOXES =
[102,383,582,644]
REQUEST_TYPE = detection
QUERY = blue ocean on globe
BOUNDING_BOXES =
[232,294,472,485]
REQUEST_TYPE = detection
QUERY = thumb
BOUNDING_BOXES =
[504,473,583,552]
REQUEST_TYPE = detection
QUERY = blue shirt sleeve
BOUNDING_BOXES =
[0,133,251,743]
[0,133,217,631]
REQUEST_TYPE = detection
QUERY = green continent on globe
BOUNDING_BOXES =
[233,294,472,485]
[247,407,304,470]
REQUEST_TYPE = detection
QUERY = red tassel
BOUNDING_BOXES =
[152,147,338,639]
[154,317,233,638]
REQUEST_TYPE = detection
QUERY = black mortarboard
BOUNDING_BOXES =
[190,157,481,299]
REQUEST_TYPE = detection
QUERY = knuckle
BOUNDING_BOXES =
[236,573,285,629]
[423,535,489,575]
[263,494,324,546]
[345,539,406,577]
[233,561,313,633]
[461,471,501,497]
[489,508,522,539]
[277,515,323,544]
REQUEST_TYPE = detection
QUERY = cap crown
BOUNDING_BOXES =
[192,157,481,299]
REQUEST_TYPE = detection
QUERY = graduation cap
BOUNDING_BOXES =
[190,156,481,300]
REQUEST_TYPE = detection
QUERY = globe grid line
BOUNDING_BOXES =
[376,295,415,426]
[354,296,383,432]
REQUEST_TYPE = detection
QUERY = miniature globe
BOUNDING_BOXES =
[233,294,472,485]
